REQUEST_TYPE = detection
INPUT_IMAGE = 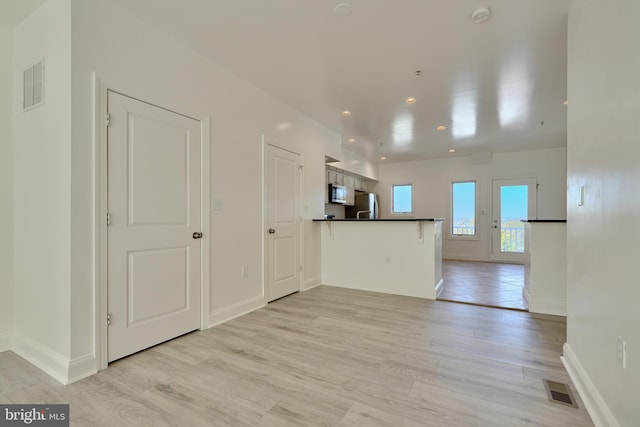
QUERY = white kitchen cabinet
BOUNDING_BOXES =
[327,171,343,186]
[344,175,355,206]
[354,177,362,191]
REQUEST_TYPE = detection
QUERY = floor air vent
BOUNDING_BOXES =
[543,379,578,408]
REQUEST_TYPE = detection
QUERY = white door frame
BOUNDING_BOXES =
[491,177,537,263]
[93,74,211,370]
[262,137,304,305]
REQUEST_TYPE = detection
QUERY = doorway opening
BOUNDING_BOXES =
[438,260,527,311]
[438,178,537,311]
[492,178,537,263]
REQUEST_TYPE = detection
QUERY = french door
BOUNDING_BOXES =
[491,178,537,263]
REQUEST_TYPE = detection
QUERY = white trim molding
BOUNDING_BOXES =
[304,276,321,291]
[93,75,212,370]
[208,295,265,329]
[528,297,566,317]
[12,335,70,385]
[562,343,620,427]
[12,335,97,385]
[67,354,98,384]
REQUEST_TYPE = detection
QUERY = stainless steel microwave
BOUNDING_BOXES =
[329,184,348,204]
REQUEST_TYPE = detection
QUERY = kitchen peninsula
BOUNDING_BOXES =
[314,219,444,299]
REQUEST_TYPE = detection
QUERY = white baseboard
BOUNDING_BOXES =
[67,353,98,384]
[0,331,11,352]
[304,276,321,291]
[561,343,619,427]
[442,254,488,262]
[12,335,70,385]
[208,295,265,328]
[528,297,566,317]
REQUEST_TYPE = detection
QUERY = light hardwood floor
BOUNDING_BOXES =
[439,260,528,311]
[0,286,592,426]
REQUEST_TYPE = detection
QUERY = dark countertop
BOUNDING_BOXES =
[313,218,445,222]
[521,219,567,223]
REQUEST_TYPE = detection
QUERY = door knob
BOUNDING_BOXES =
[268,228,275,234]
[193,232,203,239]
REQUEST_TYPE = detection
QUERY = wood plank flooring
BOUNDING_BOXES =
[439,260,528,310]
[0,286,593,426]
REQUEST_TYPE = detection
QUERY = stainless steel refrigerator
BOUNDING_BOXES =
[345,193,378,219]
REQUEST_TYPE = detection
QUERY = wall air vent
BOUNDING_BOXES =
[23,60,45,111]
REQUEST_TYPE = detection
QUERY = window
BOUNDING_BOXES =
[392,184,412,214]
[452,181,476,236]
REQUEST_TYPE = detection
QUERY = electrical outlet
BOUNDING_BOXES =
[385,256,391,264]
[616,337,627,369]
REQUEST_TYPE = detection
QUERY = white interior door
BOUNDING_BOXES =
[265,144,301,302]
[107,91,202,362]
[492,178,537,263]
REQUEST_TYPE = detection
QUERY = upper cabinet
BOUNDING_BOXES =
[327,171,343,186]
[354,177,368,192]
[344,175,355,206]
[326,166,374,206]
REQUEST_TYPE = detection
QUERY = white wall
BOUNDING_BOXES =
[64,0,374,376]
[524,222,566,316]
[11,0,72,379]
[375,147,567,261]
[565,1,640,425]
[0,23,13,351]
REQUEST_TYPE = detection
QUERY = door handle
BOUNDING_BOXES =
[268,228,276,234]
[193,232,203,239]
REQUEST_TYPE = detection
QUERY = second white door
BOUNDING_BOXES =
[107,91,202,362]
[265,144,301,302]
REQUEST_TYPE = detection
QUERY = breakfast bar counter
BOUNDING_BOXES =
[314,219,444,299]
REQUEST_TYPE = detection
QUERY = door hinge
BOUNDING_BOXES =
[299,265,303,272]
[106,312,112,326]
[106,113,111,127]
[298,165,304,173]
[106,213,111,226]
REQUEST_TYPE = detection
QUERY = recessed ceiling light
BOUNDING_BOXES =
[437,125,447,131]
[380,156,387,160]
[563,100,569,105]
[449,149,456,153]
[342,110,352,117]
[406,97,417,104]
[347,138,356,143]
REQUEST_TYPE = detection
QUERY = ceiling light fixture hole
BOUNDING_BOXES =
[471,7,492,24]
[334,3,352,16]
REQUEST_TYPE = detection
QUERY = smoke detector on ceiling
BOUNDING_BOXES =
[471,7,492,24]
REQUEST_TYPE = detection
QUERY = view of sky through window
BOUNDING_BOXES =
[392,185,412,213]
[452,181,475,235]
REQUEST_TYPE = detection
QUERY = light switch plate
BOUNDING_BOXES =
[212,197,224,211]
